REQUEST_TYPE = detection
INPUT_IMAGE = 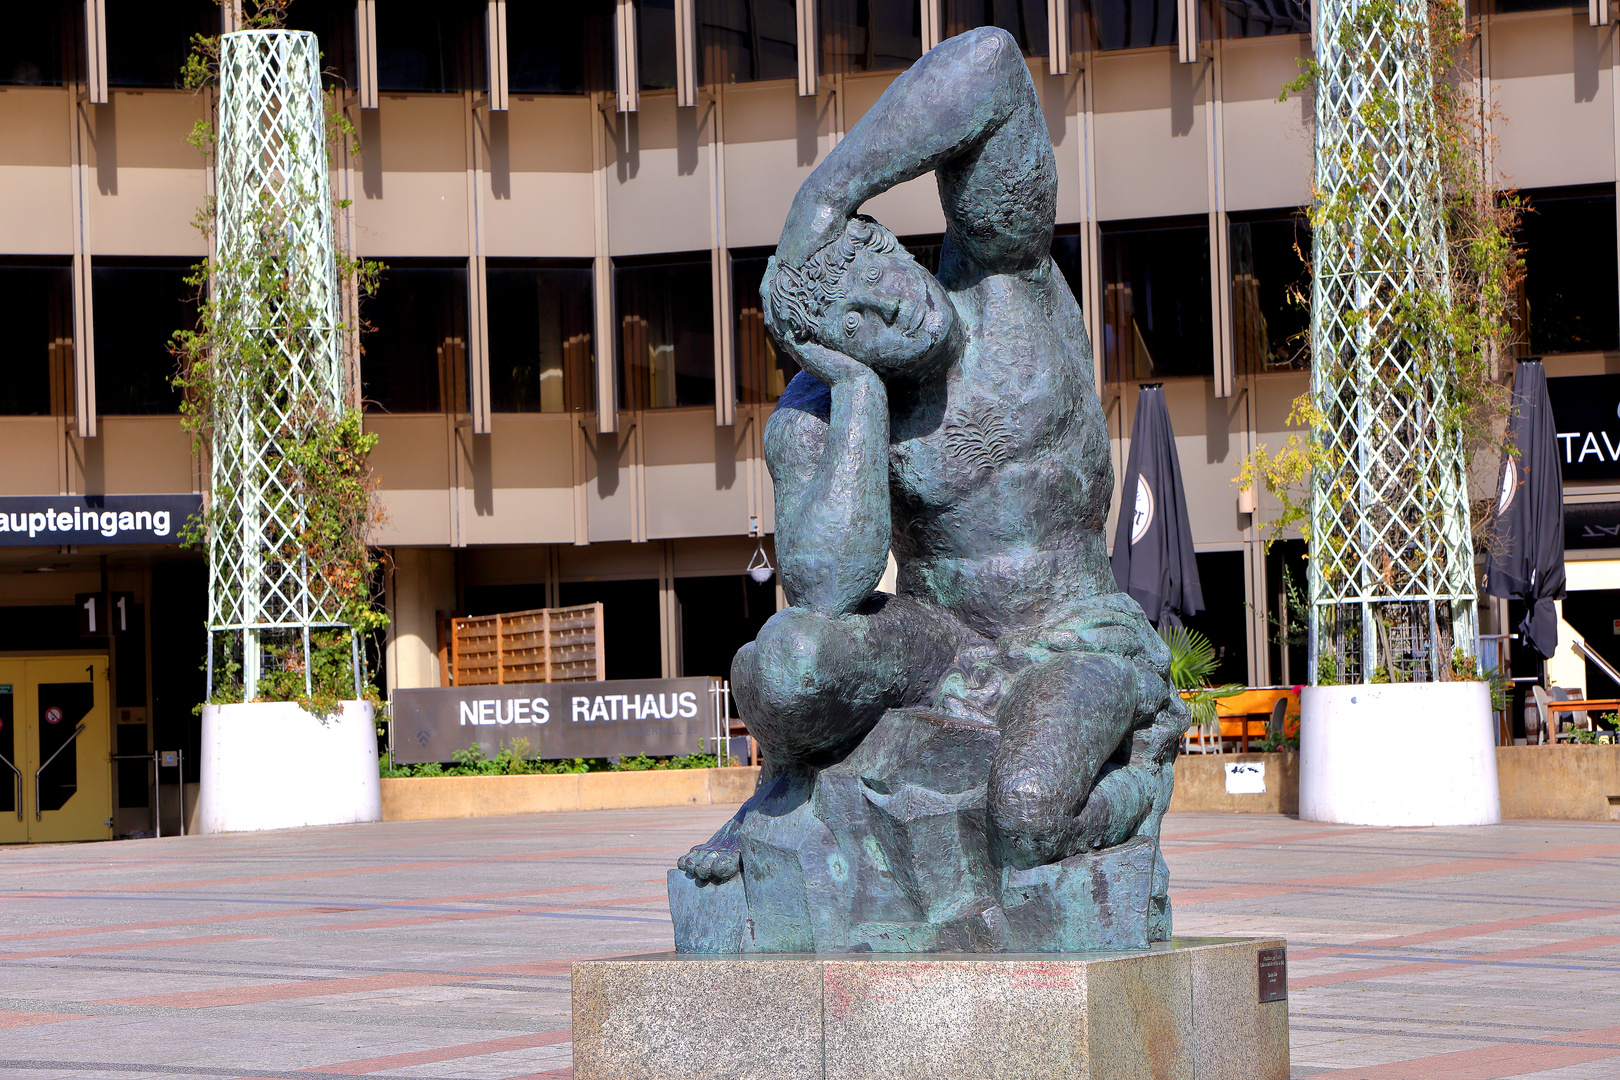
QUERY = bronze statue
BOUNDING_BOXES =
[672,27,1190,953]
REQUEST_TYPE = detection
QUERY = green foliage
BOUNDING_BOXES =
[1159,625,1245,736]
[1240,0,1521,559]
[380,740,738,778]
[1317,653,1341,686]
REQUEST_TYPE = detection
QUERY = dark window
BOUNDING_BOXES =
[731,248,800,403]
[700,0,798,84]
[1081,0,1178,51]
[508,2,614,94]
[558,579,662,680]
[1264,538,1306,686]
[361,262,469,413]
[150,558,206,783]
[376,0,482,93]
[897,232,944,275]
[1100,217,1212,382]
[1221,0,1308,37]
[93,259,195,415]
[2,2,69,86]
[106,0,217,89]
[944,0,1049,56]
[1181,551,1247,685]
[283,0,359,91]
[487,260,595,413]
[0,261,71,416]
[1051,225,1084,305]
[676,574,776,680]
[1492,0,1581,12]
[1518,186,1619,355]
[639,0,679,90]
[1230,210,1310,373]
[819,0,922,76]
[615,254,715,410]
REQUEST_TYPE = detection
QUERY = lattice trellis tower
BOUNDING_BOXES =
[1307,0,1477,684]
[207,30,355,701]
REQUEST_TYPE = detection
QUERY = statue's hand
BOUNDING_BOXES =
[790,339,876,389]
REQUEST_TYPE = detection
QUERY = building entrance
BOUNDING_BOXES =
[0,656,111,844]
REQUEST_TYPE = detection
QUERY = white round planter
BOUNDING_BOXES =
[1300,682,1500,827]
[197,700,381,834]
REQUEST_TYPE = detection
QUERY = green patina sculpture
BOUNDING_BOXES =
[670,27,1191,953]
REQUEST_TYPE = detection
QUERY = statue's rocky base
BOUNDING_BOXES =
[671,709,1170,953]
[572,938,1290,1080]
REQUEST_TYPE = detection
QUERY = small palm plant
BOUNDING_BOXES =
[1160,625,1246,749]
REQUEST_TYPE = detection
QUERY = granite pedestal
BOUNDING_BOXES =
[572,937,1288,1080]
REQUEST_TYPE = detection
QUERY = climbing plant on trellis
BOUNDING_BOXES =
[174,24,384,710]
[1238,0,1520,685]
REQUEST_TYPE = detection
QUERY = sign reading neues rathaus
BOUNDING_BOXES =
[390,677,719,764]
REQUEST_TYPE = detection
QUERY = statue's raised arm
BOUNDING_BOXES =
[776,27,1056,276]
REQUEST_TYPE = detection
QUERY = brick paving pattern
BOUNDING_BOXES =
[0,809,1615,1078]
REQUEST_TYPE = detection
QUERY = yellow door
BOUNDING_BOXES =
[0,662,25,845]
[21,658,111,844]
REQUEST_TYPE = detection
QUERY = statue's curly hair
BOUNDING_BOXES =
[761,216,902,344]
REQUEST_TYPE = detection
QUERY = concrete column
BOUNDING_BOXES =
[385,548,457,692]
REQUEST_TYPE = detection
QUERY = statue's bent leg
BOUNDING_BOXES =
[678,592,958,883]
[987,654,1142,871]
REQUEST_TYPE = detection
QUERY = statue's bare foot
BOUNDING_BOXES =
[678,816,743,882]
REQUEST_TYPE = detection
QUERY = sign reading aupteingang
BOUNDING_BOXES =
[389,677,720,765]
[0,495,202,546]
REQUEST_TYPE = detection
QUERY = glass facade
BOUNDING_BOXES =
[819,0,922,76]
[699,0,798,84]
[0,261,70,416]
[1221,0,1309,38]
[1082,0,1179,51]
[106,0,216,89]
[3,2,68,86]
[1518,186,1620,355]
[376,0,482,93]
[1100,217,1213,382]
[944,0,1049,56]
[731,248,800,403]
[92,260,195,415]
[361,263,469,413]
[1230,211,1310,373]
[508,2,614,94]
[638,0,679,90]
[487,261,595,413]
[615,254,716,410]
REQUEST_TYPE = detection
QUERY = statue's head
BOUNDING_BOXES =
[762,215,956,378]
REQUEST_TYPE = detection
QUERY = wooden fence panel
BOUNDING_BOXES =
[448,602,604,685]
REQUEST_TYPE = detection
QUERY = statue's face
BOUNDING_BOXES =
[815,247,956,377]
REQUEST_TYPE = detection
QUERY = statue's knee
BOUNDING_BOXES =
[747,608,845,717]
[988,769,1074,870]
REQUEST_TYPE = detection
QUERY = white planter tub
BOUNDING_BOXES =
[1300,682,1500,827]
[197,700,380,834]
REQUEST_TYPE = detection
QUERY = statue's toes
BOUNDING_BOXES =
[708,850,740,881]
[677,849,698,874]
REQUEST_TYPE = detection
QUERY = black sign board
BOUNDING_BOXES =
[390,677,718,764]
[1546,375,1620,480]
[1565,502,1620,551]
[0,495,200,547]
[1258,947,1288,1002]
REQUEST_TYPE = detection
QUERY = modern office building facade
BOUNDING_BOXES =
[1,0,1616,834]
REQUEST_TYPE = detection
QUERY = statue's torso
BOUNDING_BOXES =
[888,263,1117,636]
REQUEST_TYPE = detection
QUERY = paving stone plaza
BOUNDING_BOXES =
[0,808,1615,1079]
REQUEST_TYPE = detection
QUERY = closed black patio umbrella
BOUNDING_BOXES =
[1484,358,1566,659]
[1112,384,1204,626]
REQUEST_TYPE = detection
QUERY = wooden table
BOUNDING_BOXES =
[1182,689,1300,752]
[1546,699,1620,741]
